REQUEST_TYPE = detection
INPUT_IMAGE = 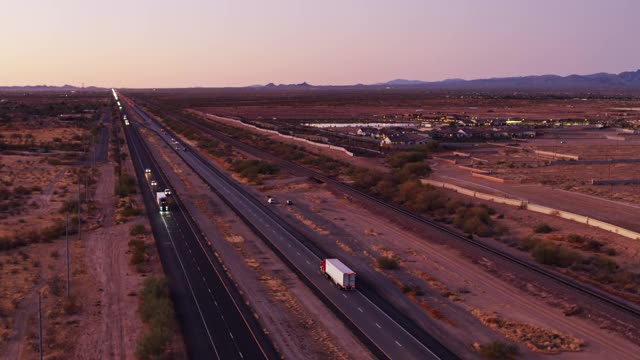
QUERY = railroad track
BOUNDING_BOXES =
[133,101,640,320]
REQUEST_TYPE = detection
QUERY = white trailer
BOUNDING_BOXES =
[156,192,168,212]
[320,258,356,290]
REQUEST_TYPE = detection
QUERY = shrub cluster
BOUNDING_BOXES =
[136,277,176,359]
[0,217,77,252]
[128,239,147,265]
[129,224,147,236]
[453,205,495,237]
[230,159,279,183]
[114,173,137,198]
[533,223,553,233]
[479,341,518,360]
[376,256,399,270]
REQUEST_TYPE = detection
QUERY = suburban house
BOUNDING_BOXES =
[380,133,432,148]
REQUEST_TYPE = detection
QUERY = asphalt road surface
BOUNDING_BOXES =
[121,105,278,360]
[127,100,455,360]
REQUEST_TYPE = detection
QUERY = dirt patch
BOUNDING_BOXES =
[287,207,330,235]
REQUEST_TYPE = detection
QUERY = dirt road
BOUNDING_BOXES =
[72,164,145,359]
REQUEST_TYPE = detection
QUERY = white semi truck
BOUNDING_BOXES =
[320,258,356,290]
[156,192,168,212]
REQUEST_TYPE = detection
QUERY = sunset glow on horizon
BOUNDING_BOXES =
[2,0,639,88]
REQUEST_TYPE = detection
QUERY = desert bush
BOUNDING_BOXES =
[566,234,585,243]
[128,239,147,265]
[532,241,580,268]
[351,168,382,189]
[454,205,494,236]
[0,187,11,200]
[583,239,604,252]
[114,173,137,198]
[59,199,80,214]
[136,277,175,359]
[445,199,466,214]
[533,223,553,233]
[385,151,426,168]
[63,296,81,315]
[393,162,432,183]
[479,341,518,360]
[136,327,171,359]
[230,159,278,183]
[48,275,64,297]
[129,224,147,236]
[376,256,399,270]
[122,207,143,218]
[13,186,32,196]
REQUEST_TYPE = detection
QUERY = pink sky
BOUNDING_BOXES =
[1,0,638,87]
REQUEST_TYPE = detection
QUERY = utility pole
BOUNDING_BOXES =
[38,291,43,360]
[66,214,70,297]
[77,172,81,241]
[85,171,89,204]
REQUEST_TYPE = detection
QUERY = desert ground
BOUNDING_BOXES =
[0,91,183,359]
[125,86,640,359]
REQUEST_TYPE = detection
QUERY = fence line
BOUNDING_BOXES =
[205,114,354,156]
[422,179,640,240]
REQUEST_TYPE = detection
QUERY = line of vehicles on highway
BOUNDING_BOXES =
[145,168,172,213]
[145,169,356,288]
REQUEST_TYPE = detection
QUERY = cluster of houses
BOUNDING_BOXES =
[351,123,536,148]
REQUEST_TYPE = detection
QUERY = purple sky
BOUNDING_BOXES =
[1,0,638,87]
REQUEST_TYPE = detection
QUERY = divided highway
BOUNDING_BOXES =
[123,96,456,359]
[120,102,277,359]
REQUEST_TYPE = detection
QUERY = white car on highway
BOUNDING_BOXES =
[151,180,157,187]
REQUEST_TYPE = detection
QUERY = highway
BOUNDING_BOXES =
[124,97,456,359]
[162,107,640,322]
[119,100,278,360]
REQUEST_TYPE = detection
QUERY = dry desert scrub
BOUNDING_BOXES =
[470,309,584,354]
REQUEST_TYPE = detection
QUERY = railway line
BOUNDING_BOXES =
[125,96,456,359]
[139,105,640,321]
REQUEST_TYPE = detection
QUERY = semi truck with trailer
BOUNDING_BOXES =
[320,258,356,290]
[156,192,168,212]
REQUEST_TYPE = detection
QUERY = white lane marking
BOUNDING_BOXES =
[395,340,403,347]
[157,216,221,359]
[296,252,300,256]
[376,323,381,329]
[342,294,347,298]
[229,332,234,339]
[358,307,363,312]
[306,260,310,265]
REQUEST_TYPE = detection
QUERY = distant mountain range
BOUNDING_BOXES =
[4,69,640,91]
[376,70,640,90]
[250,70,640,91]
